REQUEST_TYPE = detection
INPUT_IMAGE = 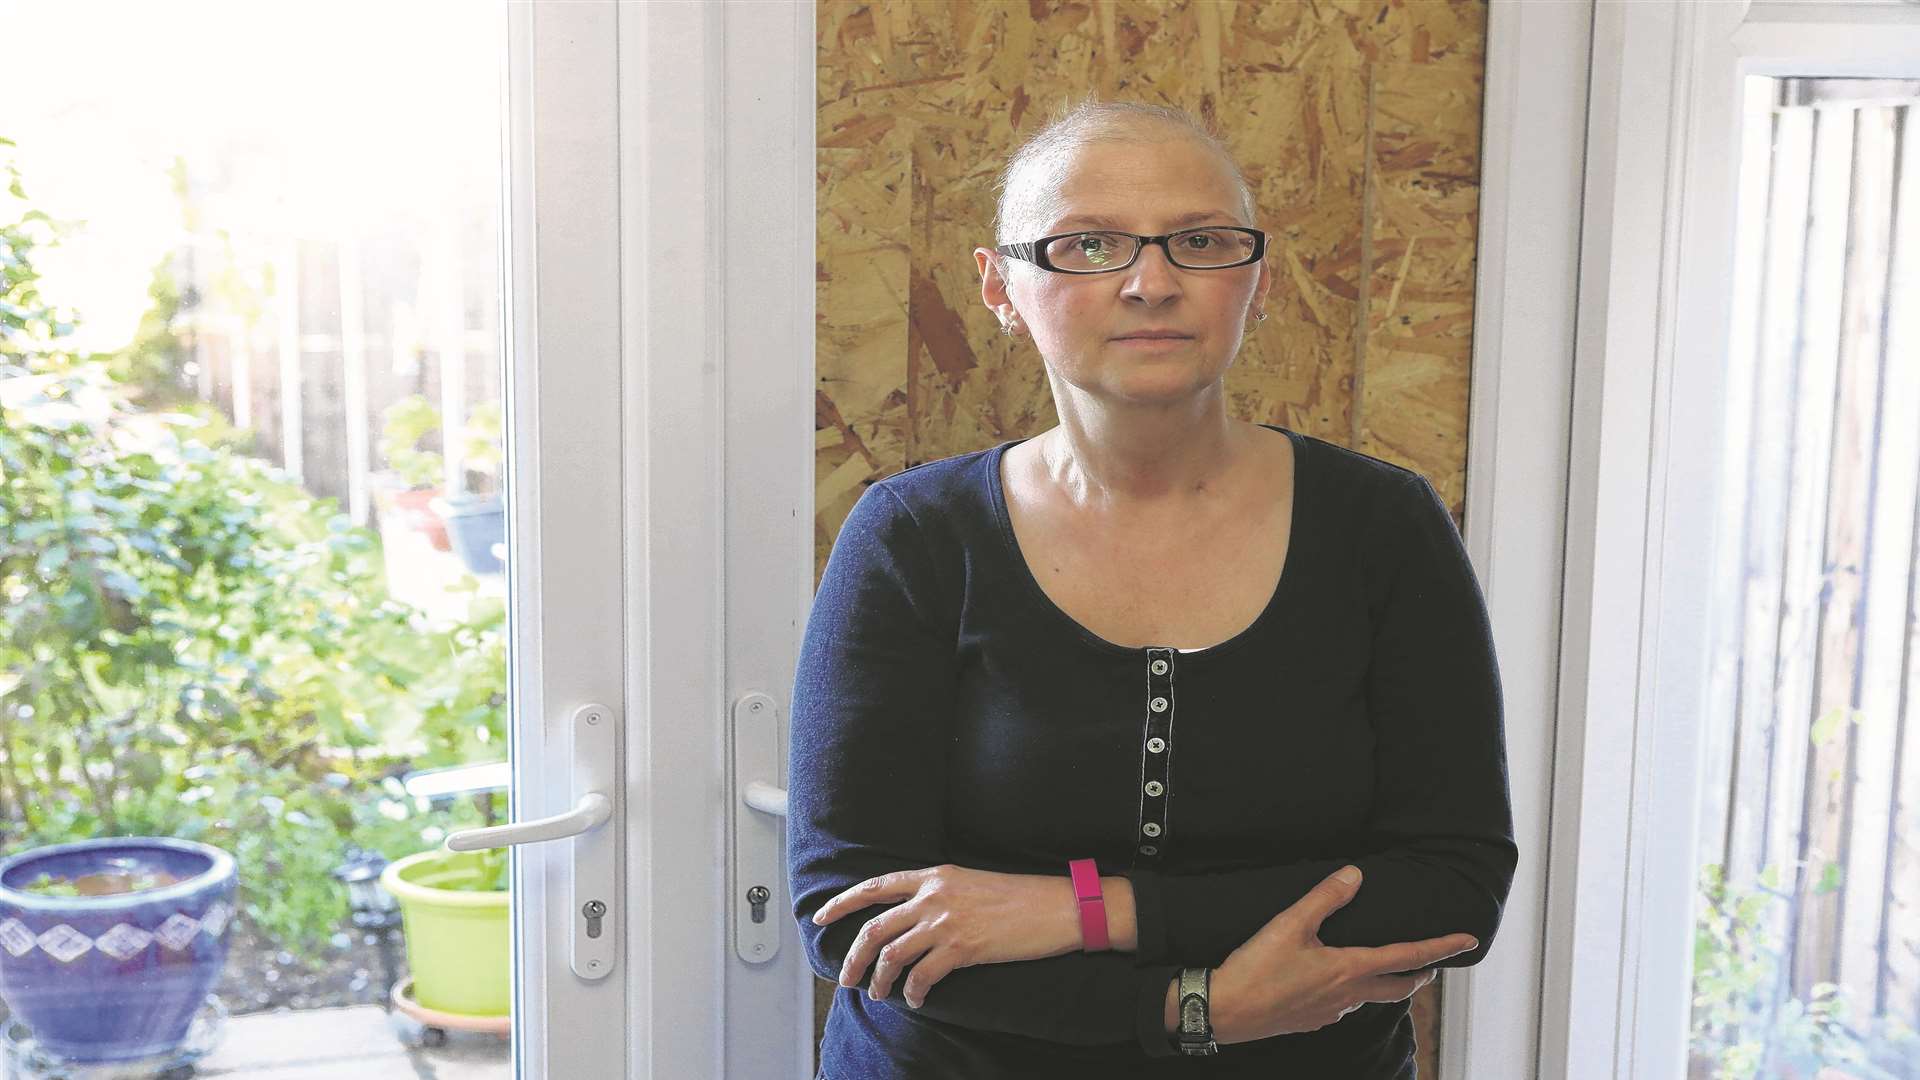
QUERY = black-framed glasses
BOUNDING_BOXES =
[996,226,1267,274]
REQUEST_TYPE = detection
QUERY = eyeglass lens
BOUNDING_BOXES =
[1041,229,1256,272]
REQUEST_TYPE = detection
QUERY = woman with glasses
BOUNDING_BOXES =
[789,100,1515,1078]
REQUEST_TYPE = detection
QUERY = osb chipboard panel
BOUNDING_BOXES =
[815,0,1487,1072]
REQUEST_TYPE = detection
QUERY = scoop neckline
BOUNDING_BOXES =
[986,423,1309,662]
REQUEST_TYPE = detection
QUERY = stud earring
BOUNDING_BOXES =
[1254,311,1268,322]
[1001,322,1016,336]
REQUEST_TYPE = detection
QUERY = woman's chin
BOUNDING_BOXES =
[1107,336,1197,353]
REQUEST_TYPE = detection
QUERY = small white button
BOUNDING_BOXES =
[1142,822,1162,838]
[1150,659,1169,675]
[1147,737,1166,753]
[1139,844,1158,856]
[1144,781,1164,796]
[1150,697,1168,713]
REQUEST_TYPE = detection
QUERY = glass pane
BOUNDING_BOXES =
[1043,231,1137,271]
[1169,228,1256,266]
[0,3,515,1075]
[1688,77,1920,1080]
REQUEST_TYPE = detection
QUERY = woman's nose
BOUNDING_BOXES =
[1120,242,1182,304]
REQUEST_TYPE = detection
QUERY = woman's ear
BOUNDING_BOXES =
[974,247,1017,326]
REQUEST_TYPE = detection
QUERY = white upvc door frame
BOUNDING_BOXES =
[505,1,816,1077]
[1437,2,1594,1077]
[503,3,627,1078]
[616,0,820,1077]
[1518,2,1920,1079]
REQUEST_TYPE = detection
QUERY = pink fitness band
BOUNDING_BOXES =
[1068,858,1109,952]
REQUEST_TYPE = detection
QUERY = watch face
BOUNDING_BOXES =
[1180,996,1206,1030]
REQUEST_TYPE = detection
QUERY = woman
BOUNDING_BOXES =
[788,101,1515,1078]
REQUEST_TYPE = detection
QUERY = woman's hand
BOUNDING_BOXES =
[1205,866,1479,1044]
[811,865,1079,1008]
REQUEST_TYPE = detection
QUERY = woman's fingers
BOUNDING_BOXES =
[901,944,962,1009]
[1352,969,1436,1005]
[814,870,923,926]
[1276,865,1363,943]
[838,903,919,987]
[1352,932,1479,977]
[867,922,939,1001]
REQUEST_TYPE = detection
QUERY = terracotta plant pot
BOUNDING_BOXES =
[390,487,452,552]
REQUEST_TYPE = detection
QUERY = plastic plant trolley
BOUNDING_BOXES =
[388,976,510,1048]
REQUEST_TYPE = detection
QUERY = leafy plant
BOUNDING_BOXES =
[379,393,444,490]
[1691,861,1919,1079]
[377,394,503,496]
[0,137,77,360]
[461,400,504,486]
[0,150,509,966]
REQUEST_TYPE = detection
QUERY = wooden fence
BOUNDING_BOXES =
[1693,77,1920,1051]
[175,207,502,526]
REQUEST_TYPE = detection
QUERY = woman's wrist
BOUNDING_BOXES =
[1165,967,1236,1042]
[1056,872,1139,954]
[1163,975,1181,1034]
[1097,876,1137,952]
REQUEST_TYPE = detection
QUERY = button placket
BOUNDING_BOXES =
[1135,647,1176,865]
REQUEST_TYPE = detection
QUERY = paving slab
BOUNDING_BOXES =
[0,1005,509,1080]
[195,1004,509,1079]
[198,1005,405,1073]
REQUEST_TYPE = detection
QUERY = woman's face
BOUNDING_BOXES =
[974,137,1272,403]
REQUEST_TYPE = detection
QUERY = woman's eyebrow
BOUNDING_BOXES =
[1052,210,1238,231]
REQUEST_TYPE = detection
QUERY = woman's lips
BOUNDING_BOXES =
[1111,335,1193,348]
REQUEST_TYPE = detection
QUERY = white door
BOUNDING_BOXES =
[0,2,812,1077]
[485,3,817,1078]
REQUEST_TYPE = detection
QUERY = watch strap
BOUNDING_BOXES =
[1066,858,1109,951]
[1176,966,1220,1056]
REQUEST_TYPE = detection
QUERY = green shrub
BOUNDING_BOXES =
[379,394,444,490]
[0,139,508,964]
[1691,861,1920,1079]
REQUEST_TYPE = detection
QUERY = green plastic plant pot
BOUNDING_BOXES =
[380,849,509,1017]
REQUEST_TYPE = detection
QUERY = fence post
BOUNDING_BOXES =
[229,312,253,432]
[434,207,467,495]
[276,236,304,482]
[340,234,370,527]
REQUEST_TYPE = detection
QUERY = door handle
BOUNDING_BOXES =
[732,692,785,963]
[440,703,618,980]
[444,792,612,850]
[742,781,787,818]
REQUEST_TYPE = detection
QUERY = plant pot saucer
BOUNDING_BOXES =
[0,993,226,1079]
[390,977,509,1036]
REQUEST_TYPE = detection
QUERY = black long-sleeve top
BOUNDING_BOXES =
[786,424,1517,1078]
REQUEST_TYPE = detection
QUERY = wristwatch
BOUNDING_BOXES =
[1175,966,1219,1056]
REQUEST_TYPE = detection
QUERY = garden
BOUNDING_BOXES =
[1690,858,1920,1079]
[0,139,513,1071]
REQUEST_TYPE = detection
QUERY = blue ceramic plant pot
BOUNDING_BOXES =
[0,837,237,1063]
[437,493,505,575]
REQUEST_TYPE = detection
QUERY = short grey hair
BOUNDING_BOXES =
[991,98,1257,251]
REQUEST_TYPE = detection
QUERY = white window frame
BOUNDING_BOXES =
[1484,2,1920,1078]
